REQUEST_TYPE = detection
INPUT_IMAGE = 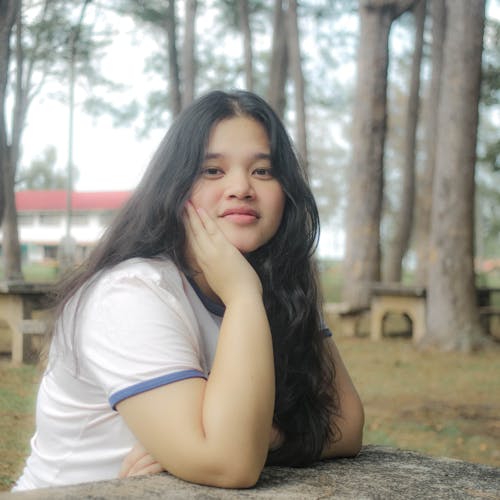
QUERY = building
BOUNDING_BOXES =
[1,190,131,264]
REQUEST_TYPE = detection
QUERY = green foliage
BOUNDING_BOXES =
[318,259,343,302]
[114,0,169,29]
[82,96,139,127]
[479,16,500,173]
[481,17,500,107]
[16,146,67,190]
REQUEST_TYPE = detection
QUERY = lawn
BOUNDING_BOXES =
[0,334,498,492]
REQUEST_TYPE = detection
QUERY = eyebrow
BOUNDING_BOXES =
[203,152,272,161]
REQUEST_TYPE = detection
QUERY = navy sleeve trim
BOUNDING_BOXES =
[109,369,206,410]
[322,326,333,338]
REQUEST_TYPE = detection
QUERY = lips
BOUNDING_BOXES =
[220,207,260,224]
[221,207,259,218]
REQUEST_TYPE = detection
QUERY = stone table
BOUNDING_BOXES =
[2,446,499,499]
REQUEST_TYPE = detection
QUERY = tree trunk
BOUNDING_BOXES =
[0,0,19,225]
[385,0,425,282]
[166,0,182,116]
[342,0,415,308]
[286,0,308,171]
[239,0,253,91]
[425,0,486,351]
[414,0,445,285]
[2,154,22,281]
[267,0,287,118]
[181,0,197,109]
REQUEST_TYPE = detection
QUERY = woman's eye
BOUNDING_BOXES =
[202,167,223,177]
[253,167,274,178]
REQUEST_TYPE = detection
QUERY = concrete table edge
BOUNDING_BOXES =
[2,445,499,499]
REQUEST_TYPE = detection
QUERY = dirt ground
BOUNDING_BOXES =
[336,333,500,469]
[0,327,499,491]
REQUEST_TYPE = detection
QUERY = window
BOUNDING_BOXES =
[71,214,89,226]
[40,213,62,226]
[44,246,58,260]
[18,214,35,226]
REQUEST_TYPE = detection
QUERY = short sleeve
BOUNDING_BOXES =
[76,264,206,409]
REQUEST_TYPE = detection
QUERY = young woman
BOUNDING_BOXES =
[13,90,363,491]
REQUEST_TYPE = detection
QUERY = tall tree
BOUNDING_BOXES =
[181,0,197,108]
[166,0,182,116]
[118,0,197,120]
[286,0,308,169]
[238,0,253,91]
[267,0,288,118]
[342,0,415,309]
[425,0,486,351]
[385,0,426,282]
[0,0,19,225]
[414,0,445,285]
[1,1,116,279]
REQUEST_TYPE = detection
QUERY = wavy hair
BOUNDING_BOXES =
[52,90,340,466]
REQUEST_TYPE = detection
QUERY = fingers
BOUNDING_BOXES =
[119,442,164,479]
[184,202,221,242]
[183,201,230,264]
[127,453,163,477]
[119,442,144,478]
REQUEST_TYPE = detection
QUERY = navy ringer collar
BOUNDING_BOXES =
[186,276,225,317]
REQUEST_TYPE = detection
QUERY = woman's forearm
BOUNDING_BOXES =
[202,291,275,479]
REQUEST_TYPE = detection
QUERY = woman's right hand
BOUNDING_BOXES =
[119,442,164,478]
[183,201,262,305]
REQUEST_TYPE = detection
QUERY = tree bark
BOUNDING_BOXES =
[1,1,22,281]
[414,0,445,285]
[342,0,415,308]
[166,0,182,116]
[181,0,197,109]
[267,0,288,118]
[239,0,253,92]
[425,0,486,351]
[385,0,425,282]
[0,0,19,225]
[286,0,308,171]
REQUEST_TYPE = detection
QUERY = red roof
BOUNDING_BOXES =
[15,190,132,212]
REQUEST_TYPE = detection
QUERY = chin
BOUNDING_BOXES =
[234,243,260,254]
[229,238,264,254]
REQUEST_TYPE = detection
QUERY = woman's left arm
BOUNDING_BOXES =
[321,337,364,459]
[120,337,364,477]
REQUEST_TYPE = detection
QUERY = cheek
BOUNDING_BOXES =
[190,182,217,210]
[270,188,286,228]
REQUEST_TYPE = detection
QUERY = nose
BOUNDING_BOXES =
[226,169,255,200]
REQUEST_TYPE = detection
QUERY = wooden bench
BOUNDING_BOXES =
[0,281,53,364]
[478,305,500,339]
[369,284,427,344]
[323,302,369,337]
[477,287,500,338]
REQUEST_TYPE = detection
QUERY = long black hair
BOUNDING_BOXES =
[52,90,340,466]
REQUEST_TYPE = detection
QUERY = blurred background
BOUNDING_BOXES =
[0,0,499,490]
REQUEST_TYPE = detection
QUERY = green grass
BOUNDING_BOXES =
[0,262,59,283]
[337,336,500,469]
[0,364,38,490]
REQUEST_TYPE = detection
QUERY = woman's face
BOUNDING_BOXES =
[190,116,285,254]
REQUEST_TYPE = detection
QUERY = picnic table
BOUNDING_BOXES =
[369,283,427,343]
[325,284,500,343]
[0,281,53,364]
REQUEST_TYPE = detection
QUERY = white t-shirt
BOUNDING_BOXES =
[13,257,223,491]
